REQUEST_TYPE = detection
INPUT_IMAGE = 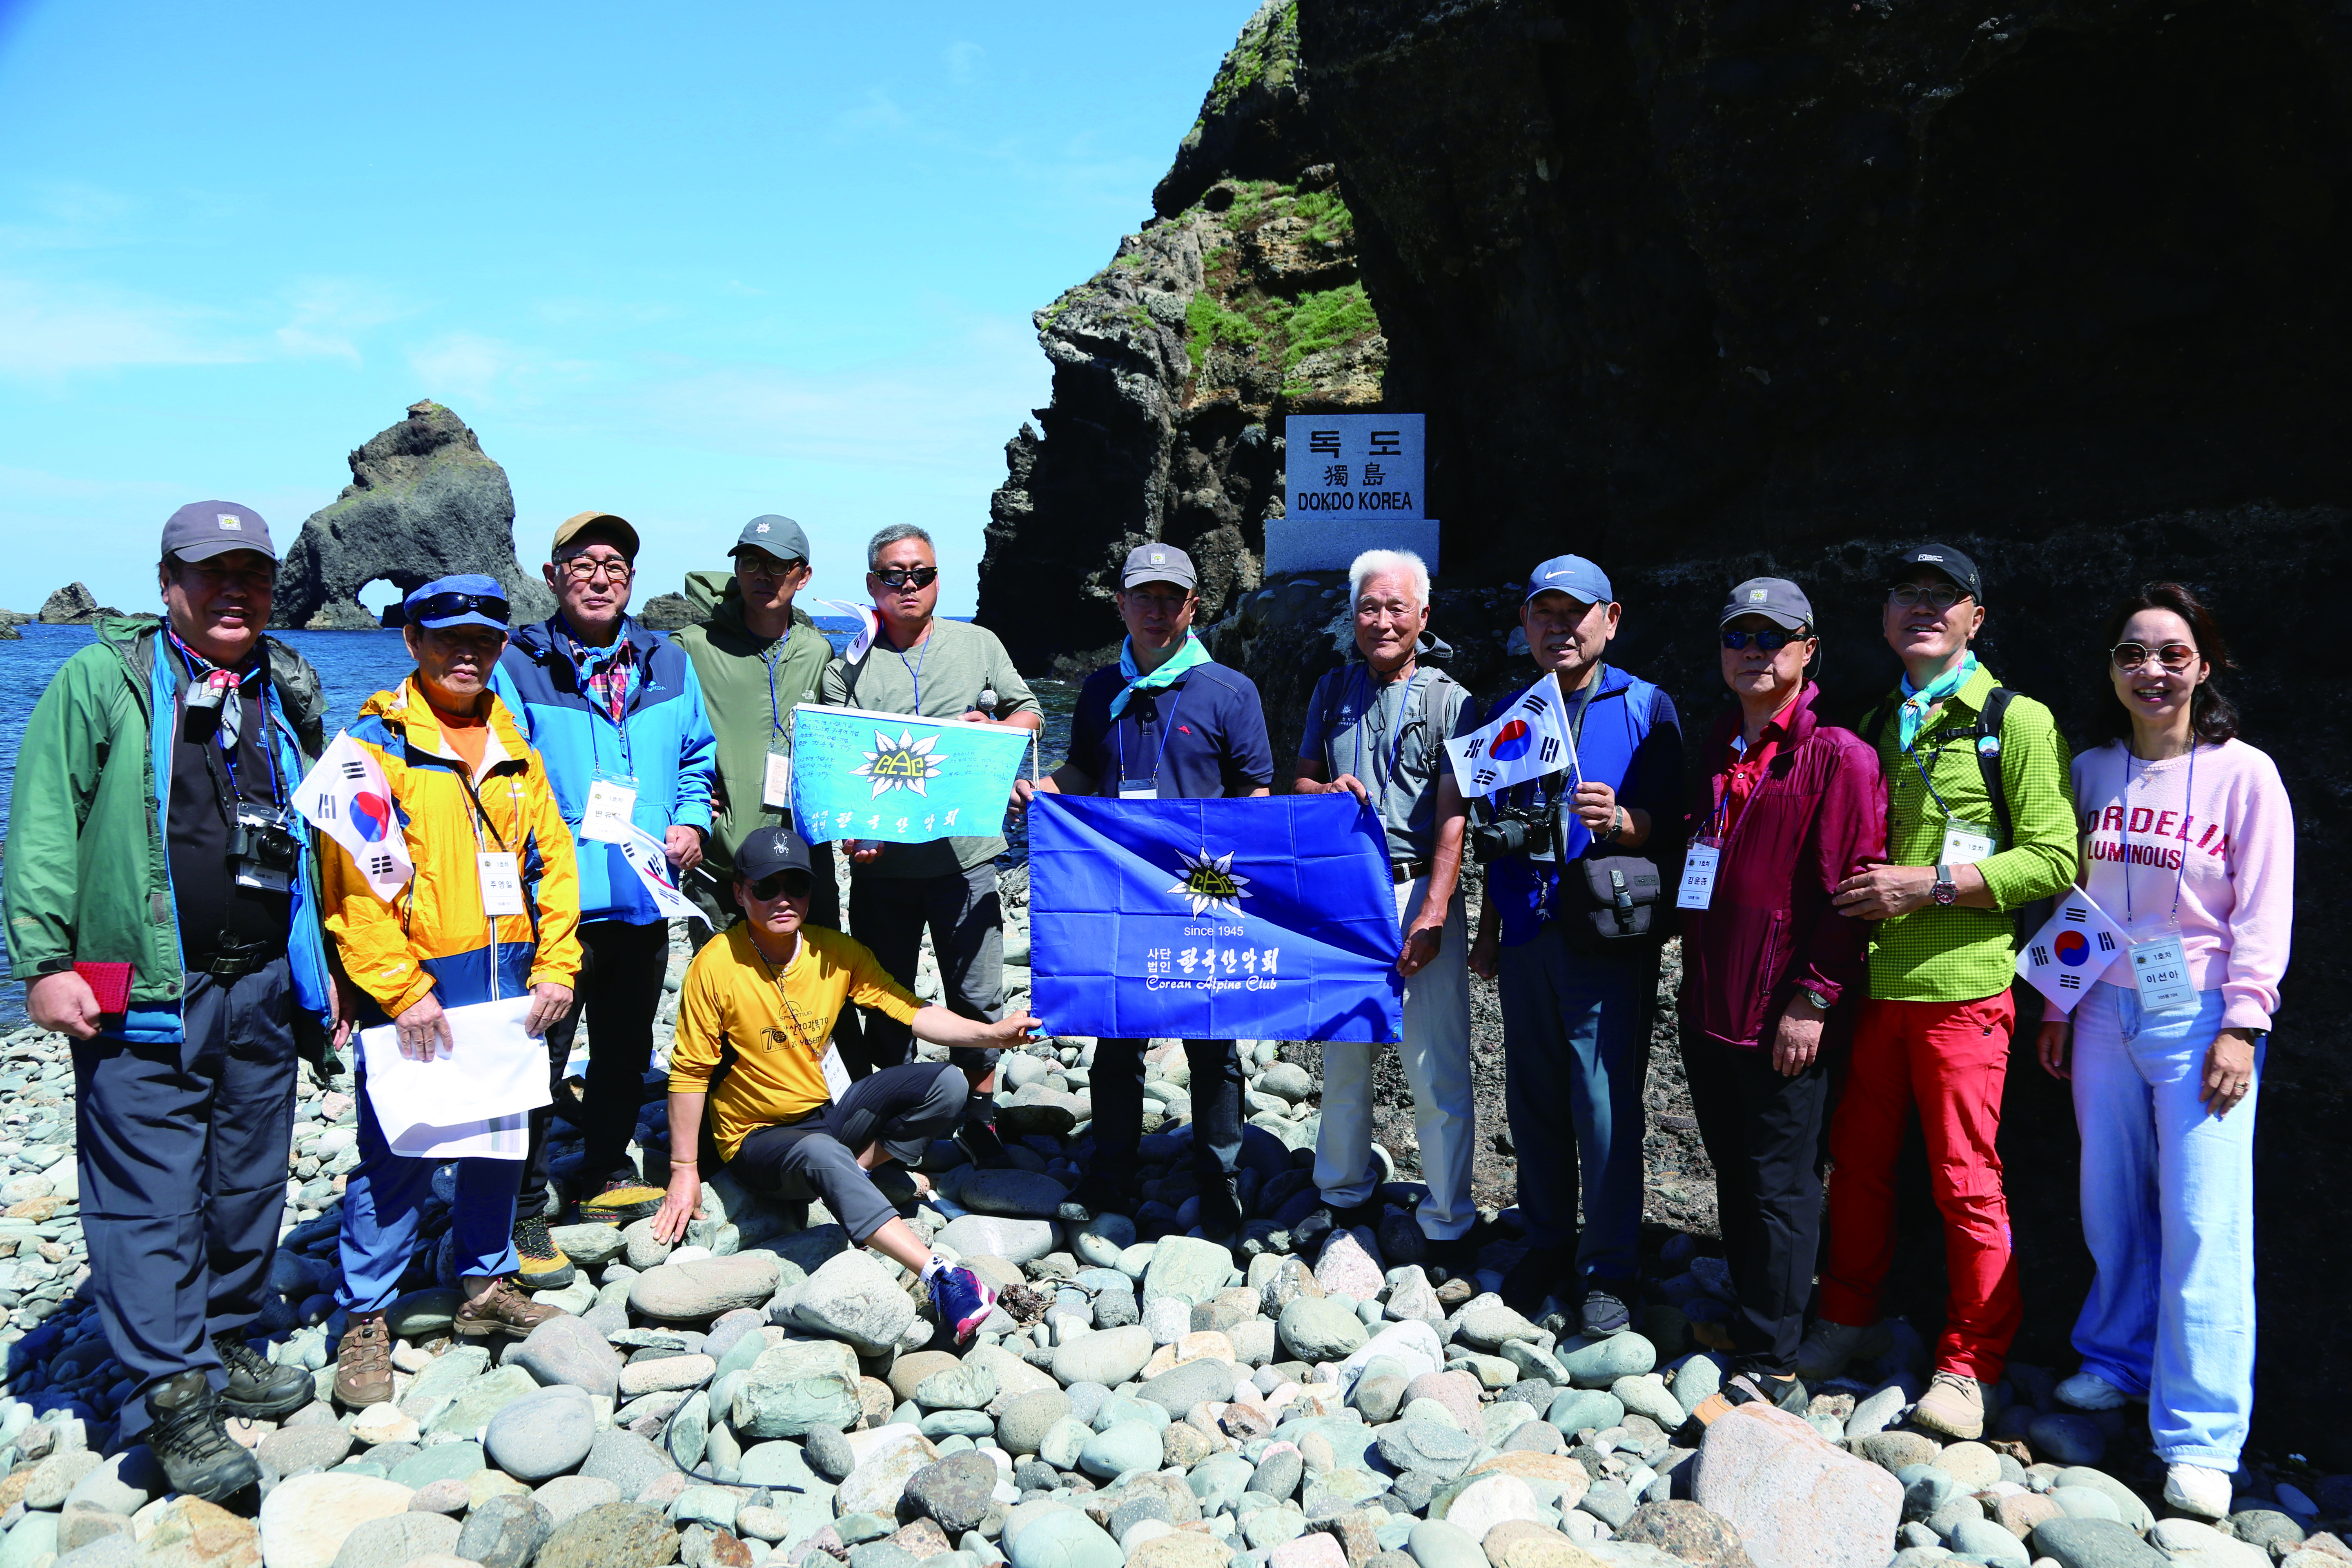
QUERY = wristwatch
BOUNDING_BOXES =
[1931,864,1960,907]
[1801,987,1832,1011]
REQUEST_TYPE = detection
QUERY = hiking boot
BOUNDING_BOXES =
[1727,1370,1810,1415]
[332,1312,394,1408]
[1793,1317,1893,1382]
[210,1329,313,1421]
[2057,1370,2130,1411]
[578,1178,665,1225]
[1421,1234,1481,1281]
[1911,1370,1987,1440]
[956,1111,1013,1169]
[2164,1462,2234,1520]
[928,1263,996,1345]
[1580,1279,1635,1338]
[145,1370,260,1503]
[1500,1245,1570,1316]
[1195,1177,1243,1242]
[454,1277,567,1340]
[512,1213,577,1291]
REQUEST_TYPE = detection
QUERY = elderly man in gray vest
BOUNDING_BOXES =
[1292,548,1482,1277]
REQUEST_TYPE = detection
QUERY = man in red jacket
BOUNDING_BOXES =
[1677,578,1885,1408]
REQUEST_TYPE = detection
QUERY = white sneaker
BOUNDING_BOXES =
[2056,1371,2129,1411]
[2164,1463,2234,1520]
[1793,1318,1894,1382]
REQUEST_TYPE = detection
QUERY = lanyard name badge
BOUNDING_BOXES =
[582,772,639,843]
[1678,743,1753,911]
[477,852,525,917]
[2123,744,2199,1012]
[1118,685,1184,800]
[762,650,795,808]
[1904,729,1997,866]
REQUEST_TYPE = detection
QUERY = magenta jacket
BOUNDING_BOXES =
[1679,683,1887,1049]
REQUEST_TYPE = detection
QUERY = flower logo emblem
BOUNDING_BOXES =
[853,730,945,798]
[1167,846,1253,918]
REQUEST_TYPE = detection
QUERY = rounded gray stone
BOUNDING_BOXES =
[1077,1421,1162,1480]
[1277,1297,1368,1361]
[996,1390,1072,1457]
[484,1385,598,1483]
[327,1512,461,1568]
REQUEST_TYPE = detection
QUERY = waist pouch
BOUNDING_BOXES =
[1559,854,1665,954]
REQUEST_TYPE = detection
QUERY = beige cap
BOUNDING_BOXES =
[551,510,639,561]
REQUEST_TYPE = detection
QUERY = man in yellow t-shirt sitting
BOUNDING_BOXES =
[651,826,1037,1341]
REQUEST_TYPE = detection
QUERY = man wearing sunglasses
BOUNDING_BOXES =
[5,503,342,1500]
[490,511,717,1286]
[1810,543,2074,1438]
[819,524,1040,1163]
[655,828,1031,1343]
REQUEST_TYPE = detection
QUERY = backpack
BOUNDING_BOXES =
[1860,685,2049,947]
[1313,664,1463,781]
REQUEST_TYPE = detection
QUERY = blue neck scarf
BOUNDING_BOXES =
[1898,652,1978,751]
[1109,632,1214,718]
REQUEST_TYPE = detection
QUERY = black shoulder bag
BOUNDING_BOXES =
[1555,667,1668,953]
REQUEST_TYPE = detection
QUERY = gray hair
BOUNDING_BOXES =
[867,523,935,571]
[1348,548,1430,608]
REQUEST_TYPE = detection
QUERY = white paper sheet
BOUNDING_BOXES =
[360,996,553,1160]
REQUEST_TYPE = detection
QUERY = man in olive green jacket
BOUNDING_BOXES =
[670,516,841,937]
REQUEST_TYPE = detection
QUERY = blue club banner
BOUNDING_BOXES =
[1029,795,1404,1043]
[790,704,1033,846]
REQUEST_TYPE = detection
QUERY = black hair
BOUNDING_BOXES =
[2091,581,2239,747]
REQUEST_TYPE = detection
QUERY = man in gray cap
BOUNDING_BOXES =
[4,502,339,1500]
[673,516,844,938]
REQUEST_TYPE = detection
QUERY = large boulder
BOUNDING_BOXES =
[270,401,557,631]
[1695,1403,1901,1568]
[36,584,116,625]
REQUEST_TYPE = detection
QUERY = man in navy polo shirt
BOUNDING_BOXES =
[1468,555,1684,1336]
[1014,543,1273,1236]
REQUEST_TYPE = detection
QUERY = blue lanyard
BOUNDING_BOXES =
[167,630,281,806]
[562,621,636,776]
[2121,742,2196,924]
[1348,666,1415,791]
[1116,681,1187,787]
[896,633,930,715]
[766,647,787,740]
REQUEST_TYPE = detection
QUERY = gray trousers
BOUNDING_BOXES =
[74,956,298,1438]
[848,862,1003,1080]
[726,1063,966,1242]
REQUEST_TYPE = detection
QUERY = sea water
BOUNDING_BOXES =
[0,619,1073,1027]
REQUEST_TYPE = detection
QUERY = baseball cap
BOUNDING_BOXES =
[162,501,276,564]
[1524,554,1613,606]
[405,573,511,633]
[1719,577,1814,632]
[735,826,814,884]
[551,510,640,562]
[731,514,811,563]
[1122,543,1196,590]
[1895,543,1983,603]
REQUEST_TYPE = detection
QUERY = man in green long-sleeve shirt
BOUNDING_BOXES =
[1797,543,2076,1440]
[672,517,840,939]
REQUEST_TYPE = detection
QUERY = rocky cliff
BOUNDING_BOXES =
[973,1,1385,675]
[982,0,2352,1463]
[272,401,556,632]
[34,584,118,626]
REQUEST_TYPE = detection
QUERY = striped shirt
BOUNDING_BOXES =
[1866,663,2077,1002]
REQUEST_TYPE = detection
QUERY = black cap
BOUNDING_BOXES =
[735,826,813,883]
[1895,543,1983,604]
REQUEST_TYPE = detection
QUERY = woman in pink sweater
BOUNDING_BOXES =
[2036,582,2292,1520]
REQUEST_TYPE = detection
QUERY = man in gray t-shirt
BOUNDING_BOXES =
[1292,549,1482,1277]
[820,526,1041,1159]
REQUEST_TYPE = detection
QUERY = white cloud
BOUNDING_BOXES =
[272,279,411,363]
[408,332,526,406]
[0,275,248,375]
[945,41,984,83]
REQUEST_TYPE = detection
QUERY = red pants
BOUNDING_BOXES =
[1820,993,2023,1381]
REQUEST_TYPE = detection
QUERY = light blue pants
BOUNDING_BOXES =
[2069,980,2262,1468]
[336,1067,525,1315]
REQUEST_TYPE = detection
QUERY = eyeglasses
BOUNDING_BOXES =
[410,592,510,626]
[2111,641,2199,673]
[1722,628,1808,652]
[1889,582,1969,610]
[1125,591,1191,613]
[558,556,632,583]
[873,566,939,590]
[746,871,813,902]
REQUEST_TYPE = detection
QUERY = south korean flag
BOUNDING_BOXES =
[2018,887,2126,1013]
[1444,671,1578,797]
[293,731,415,901]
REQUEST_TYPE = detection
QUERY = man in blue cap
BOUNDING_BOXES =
[491,512,717,1285]
[5,502,337,1500]
[1467,555,1684,1336]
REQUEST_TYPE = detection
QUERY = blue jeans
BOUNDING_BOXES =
[336,1067,525,1315]
[1497,922,1656,1282]
[2069,981,2262,1468]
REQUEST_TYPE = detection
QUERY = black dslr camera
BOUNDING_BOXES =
[1469,795,1563,864]
[230,803,301,891]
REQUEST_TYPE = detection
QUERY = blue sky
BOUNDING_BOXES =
[0,1,1259,617]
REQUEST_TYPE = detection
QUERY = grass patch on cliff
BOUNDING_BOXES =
[1291,188,1354,248]
[1205,0,1298,117]
[1281,282,1378,371]
[1186,289,1261,373]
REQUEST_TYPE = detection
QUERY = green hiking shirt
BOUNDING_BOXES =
[819,617,1041,880]
[1867,662,2077,1002]
[670,572,836,871]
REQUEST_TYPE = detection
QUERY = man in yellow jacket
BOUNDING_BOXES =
[316,575,584,1406]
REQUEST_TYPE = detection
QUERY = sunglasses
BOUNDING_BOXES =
[746,871,813,902]
[1722,628,1809,652]
[411,592,510,626]
[873,567,939,590]
[1888,582,1970,610]
[2111,641,2199,673]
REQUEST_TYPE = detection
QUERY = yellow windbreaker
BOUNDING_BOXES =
[318,676,583,1020]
